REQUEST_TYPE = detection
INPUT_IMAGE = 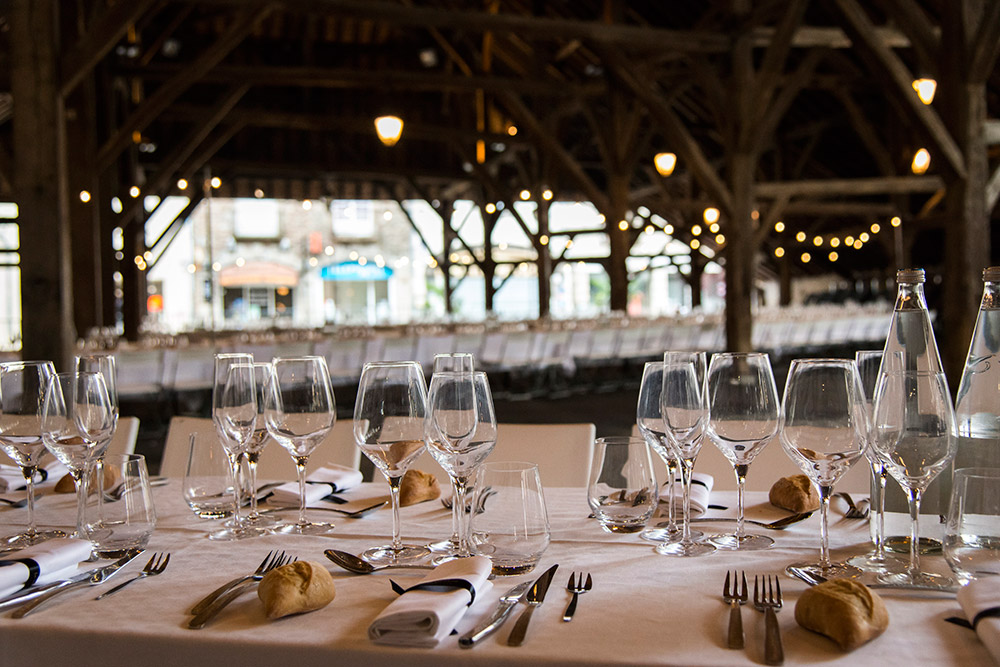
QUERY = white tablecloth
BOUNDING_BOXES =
[0,480,988,666]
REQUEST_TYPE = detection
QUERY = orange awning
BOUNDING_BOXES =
[219,261,298,288]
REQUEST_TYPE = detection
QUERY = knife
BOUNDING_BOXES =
[0,550,140,612]
[458,580,533,648]
[8,549,144,618]
[506,563,559,646]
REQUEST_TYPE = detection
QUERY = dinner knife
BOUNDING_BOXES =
[8,549,144,618]
[506,563,559,647]
[458,580,533,648]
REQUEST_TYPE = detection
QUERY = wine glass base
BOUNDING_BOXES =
[785,561,862,581]
[877,570,955,587]
[363,544,431,567]
[431,552,475,565]
[846,551,908,574]
[243,513,279,529]
[655,540,716,557]
[208,524,271,540]
[427,537,460,553]
[2,528,67,549]
[275,521,336,536]
[883,535,943,555]
[641,526,703,543]
[709,532,774,551]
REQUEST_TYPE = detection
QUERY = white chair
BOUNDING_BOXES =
[413,422,596,488]
[107,416,140,458]
[159,416,360,479]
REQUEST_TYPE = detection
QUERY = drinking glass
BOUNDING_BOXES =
[210,353,257,540]
[655,352,716,557]
[945,467,1000,585]
[871,369,957,586]
[182,433,235,518]
[848,350,905,573]
[779,359,868,579]
[85,454,156,558]
[243,362,278,530]
[706,352,780,550]
[587,436,659,533]
[636,361,684,544]
[0,361,64,547]
[426,353,475,553]
[354,361,430,565]
[471,461,550,575]
[41,371,115,538]
[75,353,118,518]
[265,356,337,536]
[426,370,497,559]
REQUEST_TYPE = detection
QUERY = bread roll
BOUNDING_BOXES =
[768,474,820,512]
[795,579,888,650]
[399,468,441,507]
[258,561,335,619]
[54,465,121,494]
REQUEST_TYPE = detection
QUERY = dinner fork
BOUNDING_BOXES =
[562,572,592,622]
[834,492,869,519]
[189,550,288,615]
[188,554,297,629]
[753,575,784,665]
[722,570,747,649]
[95,552,170,600]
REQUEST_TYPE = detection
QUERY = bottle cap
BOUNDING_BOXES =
[896,268,925,284]
[984,267,1000,283]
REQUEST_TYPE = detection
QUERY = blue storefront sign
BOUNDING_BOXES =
[320,262,393,281]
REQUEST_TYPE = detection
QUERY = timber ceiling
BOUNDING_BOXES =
[3,0,1000,286]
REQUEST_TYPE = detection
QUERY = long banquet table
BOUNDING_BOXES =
[0,480,989,666]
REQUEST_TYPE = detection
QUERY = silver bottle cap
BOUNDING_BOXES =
[896,268,925,284]
[984,267,1000,283]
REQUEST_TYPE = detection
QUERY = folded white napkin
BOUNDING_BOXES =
[369,555,493,647]
[0,465,25,493]
[270,465,364,505]
[0,460,69,493]
[661,472,714,516]
[0,538,94,598]
[956,577,1000,661]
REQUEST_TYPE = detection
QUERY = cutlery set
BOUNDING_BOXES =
[721,571,783,665]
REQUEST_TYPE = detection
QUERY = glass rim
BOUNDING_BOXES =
[271,355,325,363]
[361,360,421,369]
[595,436,647,445]
[711,351,769,359]
[953,467,1000,480]
[479,460,539,472]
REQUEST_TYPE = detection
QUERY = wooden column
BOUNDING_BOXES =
[482,206,497,313]
[12,0,75,368]
[726,152,756,352]
[121,213,146,342]
[439,200,455,315]
[536,198,552,318]
[65,83,101,338]
[607,172,631,312]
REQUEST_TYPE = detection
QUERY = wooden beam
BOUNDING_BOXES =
[985,163,1000,212]
[752,48,823,158]
[833,0,967,179]
[970,0,1000,83]
[876,0,942,76]
[757,175,944,198]
[752,0,809,119]
[832,88,896,176]
[96,7,271,173]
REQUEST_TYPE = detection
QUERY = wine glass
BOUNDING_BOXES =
[41,371,115,538]
[779,358,868,578]
[636,360,683,544]
[426,370,497,560]
[848,350,906,573]
[871,369,957,586]
[426,353,475,554]
[75,353,118,519]
[655,352,715,557]
[209,353,257,540]
[0,361,65,547]
[242,362,278,532]
[264,356,337,536]
[706,352,780,551]
[354,361,430,566]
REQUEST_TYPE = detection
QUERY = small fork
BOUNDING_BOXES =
[834,492,870,519]
[754,575,784,665]
[95,552,170,600]
[722,570,747,649]
[562,572,592,621]
[189,550,288,615]
[188,553,296,629]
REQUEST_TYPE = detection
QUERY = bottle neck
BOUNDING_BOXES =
[982,281,1000,309]
[895,282,928,311]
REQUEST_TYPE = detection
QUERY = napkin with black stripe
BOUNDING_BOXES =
[661,472,714,515]
[955,577,1000,661]
[269,465,364,505]
[0,538,93,597]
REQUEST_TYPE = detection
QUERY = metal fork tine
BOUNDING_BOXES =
[584,573,593,590]
[724,570,732,597]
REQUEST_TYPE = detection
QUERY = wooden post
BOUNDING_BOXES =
[726,152,755,353]
[439,200,455,315]
[12,0,75,368]
[607,172,630,312]
[482,205,497,313]
[536,198,552,318]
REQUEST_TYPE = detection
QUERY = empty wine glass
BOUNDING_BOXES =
[636,360,684,544]
[209,353,257,540]
[426,370,497,560]
[871,369,957,586]
[354,361,430,566]
[74,353,118,520]
[41,371,115,538]
[706,352,780,551]
[243,362,278,531]
[0,361,64,547]
[265,356,337,536]
[655,352,715,557]
[779,359,868,579]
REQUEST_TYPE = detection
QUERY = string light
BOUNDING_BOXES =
[912,148,931,174]
[519,190,531,201]
[859,232,870,242]
[912,78,937,105]
[870,223,881,234]
[79,191,91,203]
[374,115,404,146]
[774,247,785,258]
[829,251,839,262]
[539,235,549,246]
[485,203,496,214]
[542,189,553,201]
[691,225,702,236]
[177,179,188,190]
[618,220,629,231]
[830,238,841,248]
[812,236,823,246]
[845,235,855,245]
[703,207,720,224]
[210,177,221,189]
[654,152,677,177]
[709,223,720,233]
[774,221,785,232]
[801,252,811,263]
[891,216,902,227]
[715,234,726,244]
[690,239,701,249]
[129,186,140,198]
[795,231,807,242]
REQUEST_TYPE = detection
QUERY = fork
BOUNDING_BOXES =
[722,570,747,649]
[189,550,287,615]
[188,553,296,629]
[834,492,869,519]
[95,552,170,600]
[562,572,592,621]
[754,575,784,665]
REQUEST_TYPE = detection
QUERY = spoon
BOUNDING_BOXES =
[260,500,387,519]
[324,548,435,574]
[0,497,29,508]
[687,511,814,530]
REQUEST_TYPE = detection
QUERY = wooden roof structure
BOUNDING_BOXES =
[4,0,1000,379]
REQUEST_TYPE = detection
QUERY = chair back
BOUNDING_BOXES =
[107,416,140,458]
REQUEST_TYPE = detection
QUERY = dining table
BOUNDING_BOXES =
[0,475,990,666]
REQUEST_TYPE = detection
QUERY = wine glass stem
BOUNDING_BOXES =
[227,453,243,527]
[72,468,89,537]
[94,458,104,519]
[246,456,260,519]
[818,483,832,569]
[906,487,923,578]
[665,459,677,529]
[388,475,403,550]
[734,463,748,540]
[449,478,460,542]
[294,457,308,527]
[874,465,888,559]
[679,456,696,543]
[21,467,37,537]
[452,476,472,557]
